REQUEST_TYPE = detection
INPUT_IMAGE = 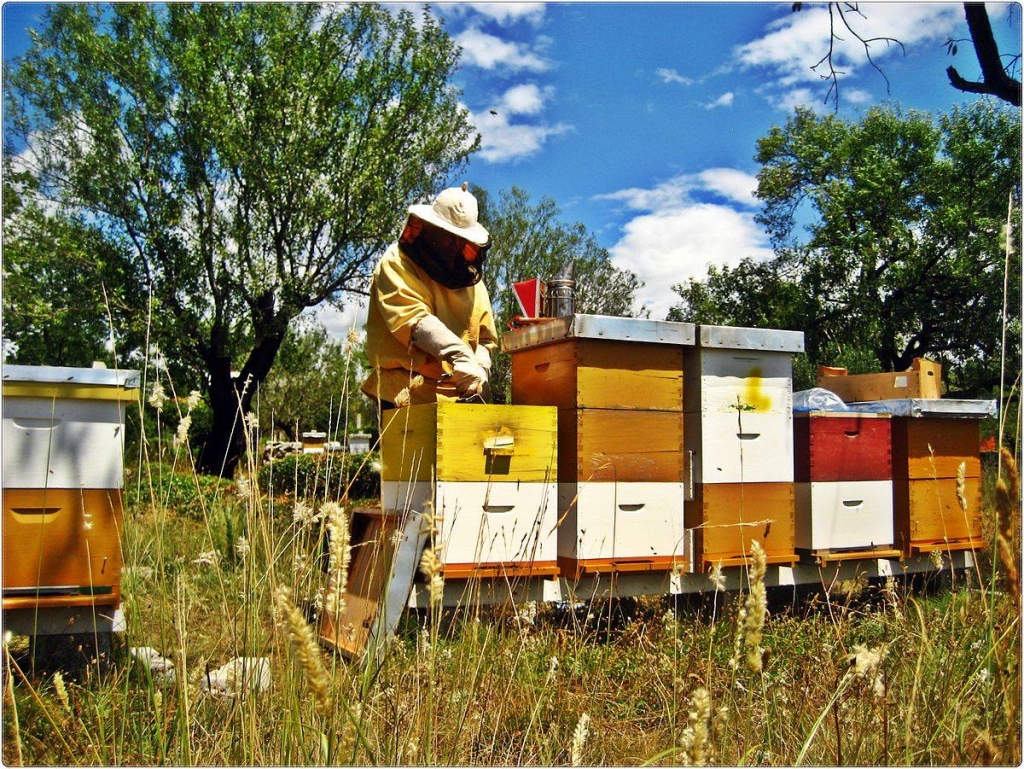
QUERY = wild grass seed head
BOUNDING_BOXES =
[323,502,351,616]
[679,687,712,766]
[273,586,332,716]
[570,712,590,766]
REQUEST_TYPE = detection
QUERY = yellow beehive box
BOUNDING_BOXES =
[817,358,943,403]
[381,403,557,483]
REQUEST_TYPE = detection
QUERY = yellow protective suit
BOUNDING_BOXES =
[362,242,498,405]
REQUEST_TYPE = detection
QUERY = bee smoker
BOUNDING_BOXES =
[544,260,575,317]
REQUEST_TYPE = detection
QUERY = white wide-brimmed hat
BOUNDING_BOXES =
[408,183,490,246]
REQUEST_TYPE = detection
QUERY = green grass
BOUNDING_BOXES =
[3,444,1020,766]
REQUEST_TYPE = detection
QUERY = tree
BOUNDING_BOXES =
[669,102,1021,396]
[477,186,646,403]
[4,3,477,477]
[803,3,1021,108]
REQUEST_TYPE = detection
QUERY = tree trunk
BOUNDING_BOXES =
[196,356,248,478]
[195,327,287,478]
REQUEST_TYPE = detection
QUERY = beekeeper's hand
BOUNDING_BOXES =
[412,315,487,397]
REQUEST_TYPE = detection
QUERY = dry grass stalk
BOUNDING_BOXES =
[274,586,332,716]
[994,448,1020,611]
[420,501,445,606]
[4,649,23,766]
[729,541,768,673]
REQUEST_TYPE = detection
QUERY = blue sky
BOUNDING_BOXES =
[3,2,1021,335]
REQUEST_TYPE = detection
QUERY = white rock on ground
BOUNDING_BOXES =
[200,657,271,697]
[129,646,176,683]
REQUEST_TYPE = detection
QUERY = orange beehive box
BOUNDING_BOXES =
[505,314,693,412]
[889,415,985,554]
[817,358,942,402]
[890,418,981,480]
[892,476,984,555]
[557,408,684,483]
[686,482,797,569]
[2,489,124,609]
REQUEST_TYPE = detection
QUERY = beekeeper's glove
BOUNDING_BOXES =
[412,315,487,397]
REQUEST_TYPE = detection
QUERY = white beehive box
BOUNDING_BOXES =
[794,480,895,552]
[684,325,804,486]
[557,482,689,575]
[2,365,138,489]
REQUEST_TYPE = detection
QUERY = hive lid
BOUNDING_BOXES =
[501,314,695,352]
[697,324,805,353]
[846,398,998,419]
[3,364,141,400]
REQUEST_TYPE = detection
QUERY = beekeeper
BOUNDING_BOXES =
[362,183,498,408]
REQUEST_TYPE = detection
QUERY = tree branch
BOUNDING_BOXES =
[947,3,1021,106]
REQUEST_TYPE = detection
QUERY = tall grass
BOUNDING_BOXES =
[3,353,1020,766]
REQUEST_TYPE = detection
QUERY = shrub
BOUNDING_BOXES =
[257,450,380,502]
[130,463,235,519]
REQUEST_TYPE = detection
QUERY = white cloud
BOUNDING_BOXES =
[500,83,550,116]
[455,27,551,72]
[598,170,771,319]
[470,85,572,163]
[311,301,367,342]
[696,168,758,207]
[703,91,735,109]
[736,3,964,105]
[656,67,694,86]
[461,3,546,26]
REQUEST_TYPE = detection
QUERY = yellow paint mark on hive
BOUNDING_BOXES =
[742,366,773,412]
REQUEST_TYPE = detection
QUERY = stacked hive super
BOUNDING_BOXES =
[503,315,695,577]
[793,411,901,562]
[380,402,559,579]
[2,365,138,633]
[683,325,804,569]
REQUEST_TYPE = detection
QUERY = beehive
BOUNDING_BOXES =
[684,325,804,569]
[503,315,695,576]
[793,411,898,559]
[2,365,138,613]
[887,405,987,555]
[380,402,559,578]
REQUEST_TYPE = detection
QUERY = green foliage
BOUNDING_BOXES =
[477,186,646,403]
[670,102,1021,397]
[137,464,235,520]
[5,2,477,475]
[256,451,380,502]
[256,316,375,441]
[1,171,147,366]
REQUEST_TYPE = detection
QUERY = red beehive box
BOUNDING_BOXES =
[793,412,892,482]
